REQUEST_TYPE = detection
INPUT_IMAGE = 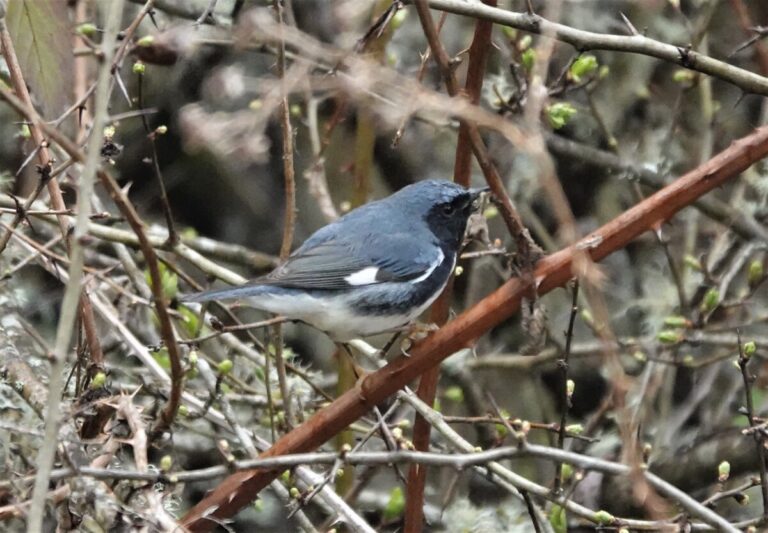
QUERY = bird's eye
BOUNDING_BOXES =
[441,204,455,215]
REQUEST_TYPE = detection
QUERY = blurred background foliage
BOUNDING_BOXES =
[2,0,768,531]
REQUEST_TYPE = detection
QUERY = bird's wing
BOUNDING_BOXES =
[260,233,444,290]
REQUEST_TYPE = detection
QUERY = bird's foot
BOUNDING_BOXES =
[398,322,439,357]
[405,321,439,340]
[352,363,369,382]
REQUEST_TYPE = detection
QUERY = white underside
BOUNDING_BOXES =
[248,294,392,340]
[246,289,432,341]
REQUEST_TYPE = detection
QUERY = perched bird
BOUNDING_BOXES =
[182,180,488,341]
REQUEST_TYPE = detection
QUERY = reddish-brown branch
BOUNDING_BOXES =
[412,0,537,262]
[180,122,768,533]
[453,0,496,188]
[274,0,297,430]
[405,3,496,530]
[275,0,296,261]
[404,277,454,532]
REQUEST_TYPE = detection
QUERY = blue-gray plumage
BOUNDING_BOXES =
[182,180,488,341]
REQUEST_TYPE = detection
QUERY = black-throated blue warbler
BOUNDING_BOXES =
[182,180,488,341]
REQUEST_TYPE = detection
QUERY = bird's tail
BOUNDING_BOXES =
[180,283,269,303]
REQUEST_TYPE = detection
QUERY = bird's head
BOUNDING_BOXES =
[392,180,489,251]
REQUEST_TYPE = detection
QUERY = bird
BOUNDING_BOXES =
[182,180,489,342]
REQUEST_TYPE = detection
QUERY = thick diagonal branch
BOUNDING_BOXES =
[180,124,768,533]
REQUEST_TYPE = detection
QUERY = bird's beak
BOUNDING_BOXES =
[468,186,491,201]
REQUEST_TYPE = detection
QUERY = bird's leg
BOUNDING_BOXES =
[339,343,368,380]
[379,331,402,358]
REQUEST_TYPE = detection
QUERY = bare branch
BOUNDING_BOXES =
[413,0,768,95]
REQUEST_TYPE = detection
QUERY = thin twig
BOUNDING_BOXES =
[98,175,185,438]
[737,330,768,519]
[24,2,125,529]
[13,444,750,498]
[135,65,179,246]
[544,133,768,244]
[304,96,338,222]
[264,327,276,443]
[112,0,156,74]
[275,1,296,261]
[553,279,578,493]
[701,477,759,509]
[485,392,545,533]
[0,195,276,278]
[117,395,179,530]
[0,62,186,438]
[391,12,446,147]
[181,316,287,345]
[728,0,768,75]
[442,415,597,443]
[1,320,50,419]
[5,233,230,431]
[400,390,739,533]
[299,400,401,511]
[0,29,59,253]
[53,1,153,131]
[194,0,219,25]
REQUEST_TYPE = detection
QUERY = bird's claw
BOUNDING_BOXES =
[397,322,439,357]
[406,321,439,340]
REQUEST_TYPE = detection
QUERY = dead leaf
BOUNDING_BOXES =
[6,0,74,120]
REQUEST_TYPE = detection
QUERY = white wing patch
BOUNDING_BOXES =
[344,249,444,287]
[344,266,380,286]
[409,248,444,283]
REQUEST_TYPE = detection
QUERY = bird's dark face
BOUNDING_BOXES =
[378,180,487,251]
[418,181,486,251]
